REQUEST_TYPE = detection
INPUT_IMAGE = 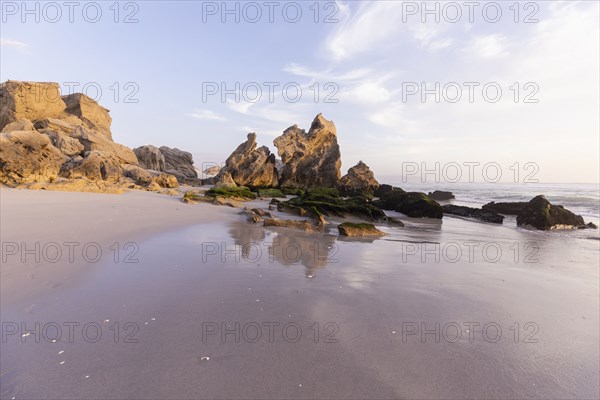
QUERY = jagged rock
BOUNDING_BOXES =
[374,192,443,219]
[442,204,504,224]
[159,146,198,180]
[1,118,35,133]
[219,133,278,188]
[34,117,80,135]
[264,218,320,232]
[41,129,85,157]
[338,222,387,237]
[0,81,66,130]
[517,195,586,230]
[374,184,404,198]
[133,145,165,171]
[62,93,112,140]
[72,126,138,165]
[0,130,67,185]
[482,201,528,215]
[428,190,455,201]
[274,114,341,189]
[338,161,380,198]
[60,150,122,182]
[154,173,178,188]
[122,164,178,188]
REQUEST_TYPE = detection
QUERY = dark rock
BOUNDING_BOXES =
[374,184,404,198]
[516,195,585,230]
[428,190,455,201]
[373,191,443,219]
[443,204,504,224]
[134,145,165,171]
[482,201,528,215]
[159,146,198,180]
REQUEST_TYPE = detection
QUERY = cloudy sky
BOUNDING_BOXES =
[1,1,598,183]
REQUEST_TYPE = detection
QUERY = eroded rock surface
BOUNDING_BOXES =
[219,133,278,188]
[338,161,379,198]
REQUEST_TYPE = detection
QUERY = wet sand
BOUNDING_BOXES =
[1,188,599,399]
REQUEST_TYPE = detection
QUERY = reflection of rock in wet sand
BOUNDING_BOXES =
[268,230,337,277]
[227,221,337,277]
[228,222,266,259]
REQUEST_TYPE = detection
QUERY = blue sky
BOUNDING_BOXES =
[1,1,599,183]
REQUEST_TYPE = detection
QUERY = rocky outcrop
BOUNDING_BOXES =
[159,146,198,180]
[374,192,443,219]
[71,126,138,165]
[428,190,455,201]
[61,151,123,182]
[274,114,341,189]
[134,145,165,171]
[0,81,66,130]
[62,93,112,140]
[214,171,237,188]
[0,130,67,185]
[516,195,586,230]
[218,133,278,188]
[337,161,380,198]
[42,130,85,157]
[374,184,404,198]
[203,165,222,176]
[338,222,386,237]
[482,201,528,215]
[442,204,504,224]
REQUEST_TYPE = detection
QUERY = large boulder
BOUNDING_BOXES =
[40,129,85,157]
[482,201,528,215]
[374,191,443,219]
[337,161,379,198]
[0,81,66,130]
[0,130,67,185]
[443,204,504,224]
[62,93,112,140]
[274,114,341,189]
[72,126,138,165]
[428,190,455,201]
[374,184,404,198]
[219,133,278,188]
[159,146,198,180]
[60,151,122,182]
[134,145,165,171]
[516,195,585,230]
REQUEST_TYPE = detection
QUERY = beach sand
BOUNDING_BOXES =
[1,188,598,399]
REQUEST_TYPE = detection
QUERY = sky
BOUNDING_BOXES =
[1,0,599,183]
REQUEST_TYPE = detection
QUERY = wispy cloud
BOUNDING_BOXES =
[463,34,509,59]
[187,109,226,121]
[0,38,28,49]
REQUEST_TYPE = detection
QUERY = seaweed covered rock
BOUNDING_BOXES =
[264,218,320,232]
[374,184,404,198]
[338,222,387,237]
[482,201,528,215]
[277,188,386,221]
[428,190,455,201]
[516,195,586,230]
[374,191,443,219]
[205,185,257,201]
[337,161,380,198]
[219,133,278,188]
[443,204,504,224]
[274,114,341,189]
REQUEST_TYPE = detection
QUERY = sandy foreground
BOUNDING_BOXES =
[1,188,599,399]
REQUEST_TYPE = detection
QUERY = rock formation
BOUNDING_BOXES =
[218,133,278,188]
[337,161,380,198]
[134,145,165,171]
[0,80,182,194]
[516,195,587,230]
[482,201,528,215]
[442,204,504,224]
[374,191,443,219]
[274,114,341,189]
[337,222,387,237]
[428,190,455,201]
[159,146,198,180]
